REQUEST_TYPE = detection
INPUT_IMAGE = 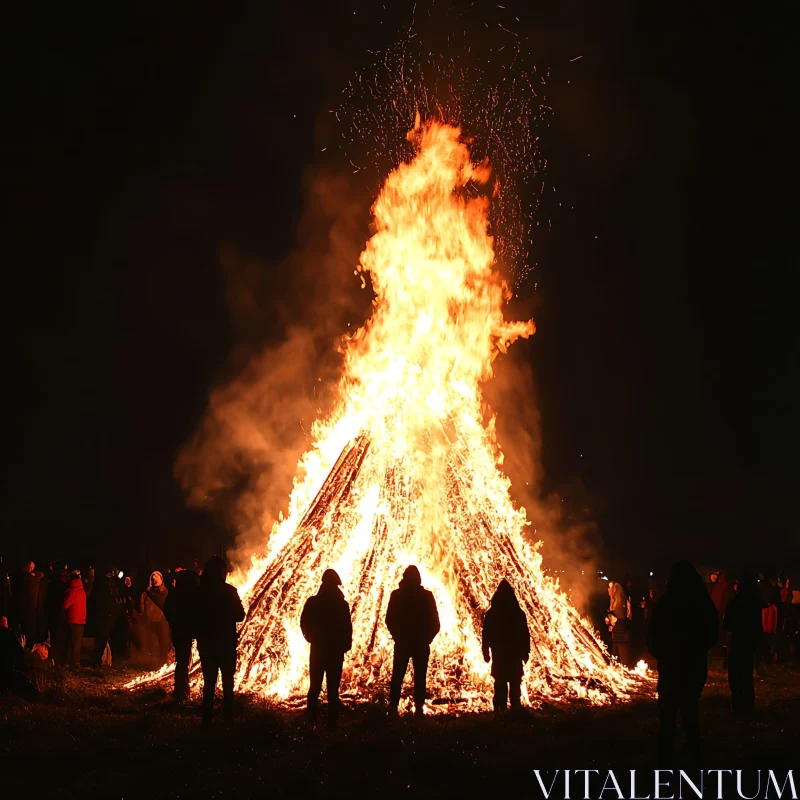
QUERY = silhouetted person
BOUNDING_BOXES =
[482,579,530,712]
[48,569,69,666]
[164,569,200,702]
[723,576,762,715]
[63,570,87,671]
[386,565,440,716]
[300,569,352,729]
[92,567,122,665]
[35,567,51,644]
[197,556,245,726]
[647,560,718,765]
[0,615,25,692]
[10,562,38,645]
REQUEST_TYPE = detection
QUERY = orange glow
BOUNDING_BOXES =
[128,120,642,709]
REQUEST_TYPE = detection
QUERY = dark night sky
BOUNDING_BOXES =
[5,1,797,572]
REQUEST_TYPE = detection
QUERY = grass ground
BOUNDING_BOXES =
[1,661,798,799]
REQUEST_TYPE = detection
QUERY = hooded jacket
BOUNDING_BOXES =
[386,568,440,649]
[300,582,352,656]
[647,561,717,696]
[482,579,530,677]
[63,577,87,625]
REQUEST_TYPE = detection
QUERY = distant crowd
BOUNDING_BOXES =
[0,557,215,683]
[598,569,800,669]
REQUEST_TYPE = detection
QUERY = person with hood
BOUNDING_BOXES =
[63,570,87,671]
[606,580,632,666]
[481,579,530,712]
[300,569,353,729]
[197,556,245,726]
[164,569,200,702]
[647,560,718,765]
[723,575,762,715]
[386,565,440,716]
[92,567,122,665]
[140,571,170,666]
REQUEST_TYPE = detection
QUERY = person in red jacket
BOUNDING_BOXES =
[63,570,87,671]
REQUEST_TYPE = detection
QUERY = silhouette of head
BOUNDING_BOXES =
[491,578,519,608]
[202,556,228,586]
[402,565,422,587]
[321,569,342,587]
[667,560,703,595]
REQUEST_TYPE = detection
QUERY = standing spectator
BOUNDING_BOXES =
[63,570,87,671]
[386,565,440,717]
[723,576,762,715]
[758,573,780,665]
[300,569,352,729]
[111,575,133,658]
[10,562,39,646]
[647,560,718,766]
[141,571,170,666]
[0,615,25,691]
[0,558,11,621]
[92,567,121,665]
[35,566,52,644]
[164,570,200,702]
[606,581,632,666]
[481,579,530,712]
[196,556,245,726]
[48,568,70,665]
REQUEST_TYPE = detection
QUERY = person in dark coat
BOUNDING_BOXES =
[164,570,200,702]
[47,569,70,666]
[481,579,530,712]
[300,569,353,728]
[10,562,39,646]
[197,556,245,726]
[386,565,440,716]
[63,571,87,671]
[723,576,762,715]
[647,560,718,765]
[92,567,122,665]
[0,615,26,692]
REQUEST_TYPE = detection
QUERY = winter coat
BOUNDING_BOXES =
[63,578,87,625]
[164,571,200,640]
[647,561,718,699]
[10,571,39,626]
[300,584,353,657]
[482,579,530,678]
[723,586,762,651]
[141,586,168,622]
[94,576,122,619]
[386,577,440,650]
[196,581,245,651]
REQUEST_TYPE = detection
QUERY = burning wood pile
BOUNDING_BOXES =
[130,120,641,710]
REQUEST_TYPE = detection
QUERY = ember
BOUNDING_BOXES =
[130,119,641,710]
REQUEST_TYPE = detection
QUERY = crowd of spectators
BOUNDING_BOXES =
[600,568,800,670]
[0,555,207,691]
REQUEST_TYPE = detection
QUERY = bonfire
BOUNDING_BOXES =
[130,119,641,710]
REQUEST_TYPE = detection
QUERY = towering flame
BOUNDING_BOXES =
[133,120,637,708]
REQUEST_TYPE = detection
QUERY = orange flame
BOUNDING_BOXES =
[129,121,641,708]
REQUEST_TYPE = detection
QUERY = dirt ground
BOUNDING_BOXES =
[1,662,798,799]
